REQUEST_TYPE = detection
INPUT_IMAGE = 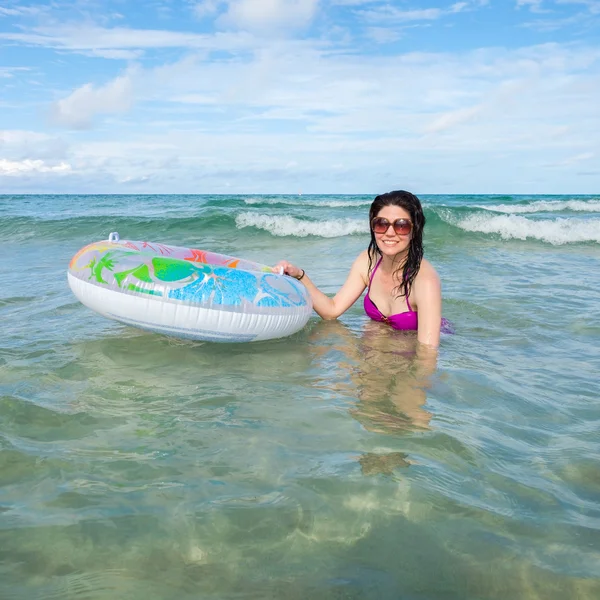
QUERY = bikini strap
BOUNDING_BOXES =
[368,256,382,288]
[404,272,413,312]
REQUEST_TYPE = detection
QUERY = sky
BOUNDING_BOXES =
[1,0,599,194]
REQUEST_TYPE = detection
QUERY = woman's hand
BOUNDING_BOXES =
[275,251,369,320]
[273,260,303,279]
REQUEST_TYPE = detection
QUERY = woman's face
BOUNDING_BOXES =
[372,205,412,258]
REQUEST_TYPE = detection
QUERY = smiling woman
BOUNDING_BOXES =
[275,190,449,348]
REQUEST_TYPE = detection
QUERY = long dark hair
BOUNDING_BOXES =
[367,190,425,299]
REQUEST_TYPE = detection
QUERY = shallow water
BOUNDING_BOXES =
[1,194,599,599]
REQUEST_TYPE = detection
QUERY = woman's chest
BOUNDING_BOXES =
[369,275,415,316]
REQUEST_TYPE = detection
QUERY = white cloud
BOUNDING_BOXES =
[0,5,45,17]
[0,25,257,55]
[517,0,600,15]
[221,0,320,31]
[356,1,488,23]
[0,158,72,176]
[521,11,590,30]
[365,27,403,43]
[50,72,135,129]
[557,0,600,12]
[193,0,225,18]
[84,48,145,60]
[0,130,69,159]
[119,174,152,184]
[0,3,47,21]
[0,7,21,16]
[516,0,545,10]
[424,105,483,133]
[171,93,218,104]
[1,130,51,144]
[330,0,380,5]
[0,66,30,78]
[552,151,595,166]
[358,7,444,22]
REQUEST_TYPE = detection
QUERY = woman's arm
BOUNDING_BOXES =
[413,268,442,349]
[275,251,368,320]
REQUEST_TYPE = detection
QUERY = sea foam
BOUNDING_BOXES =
[455,214,600,245]
[243,197,372,208]
[479,199,600,214]
[235,212,367,237]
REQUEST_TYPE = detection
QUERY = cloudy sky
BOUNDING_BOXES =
[1,0,599,194]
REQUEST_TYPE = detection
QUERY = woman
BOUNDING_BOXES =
[275,190,444,348]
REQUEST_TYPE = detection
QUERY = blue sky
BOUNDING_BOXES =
[1,0,599,194]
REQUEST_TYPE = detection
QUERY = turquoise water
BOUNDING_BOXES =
[1,194,599,599]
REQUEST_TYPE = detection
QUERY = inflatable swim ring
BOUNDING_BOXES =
[68,233,312,342]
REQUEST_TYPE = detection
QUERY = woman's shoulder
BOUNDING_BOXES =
[414,259,441,289]
[352,250,373,284]
[352,249,371,268]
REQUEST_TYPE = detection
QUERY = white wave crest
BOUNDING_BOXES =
[243,197,371,208]
[236,212,367,237]
[456,214,600,245]
[478,199,600,214]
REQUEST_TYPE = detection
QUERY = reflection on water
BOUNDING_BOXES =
[308,320,438,476]
[358,451,411,476]
[3,310,600,597]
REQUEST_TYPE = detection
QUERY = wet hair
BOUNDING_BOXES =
[367,190,425,299]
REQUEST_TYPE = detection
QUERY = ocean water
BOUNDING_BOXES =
[1,193,599,600]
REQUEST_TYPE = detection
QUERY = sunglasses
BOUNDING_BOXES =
[371,217,412,236]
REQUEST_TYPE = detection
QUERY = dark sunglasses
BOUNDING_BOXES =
[371,217,412,236]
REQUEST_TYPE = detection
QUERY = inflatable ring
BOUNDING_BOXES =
[68,233,312,342]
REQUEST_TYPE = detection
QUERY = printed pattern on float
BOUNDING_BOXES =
[68,238,309,311]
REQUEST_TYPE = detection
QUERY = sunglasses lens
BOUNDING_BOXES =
[394,220,412,235]
[372,218,389,233]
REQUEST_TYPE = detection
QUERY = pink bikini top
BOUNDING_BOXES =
[363,257,418,330]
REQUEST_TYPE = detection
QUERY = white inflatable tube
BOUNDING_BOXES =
[68,234,312,342]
